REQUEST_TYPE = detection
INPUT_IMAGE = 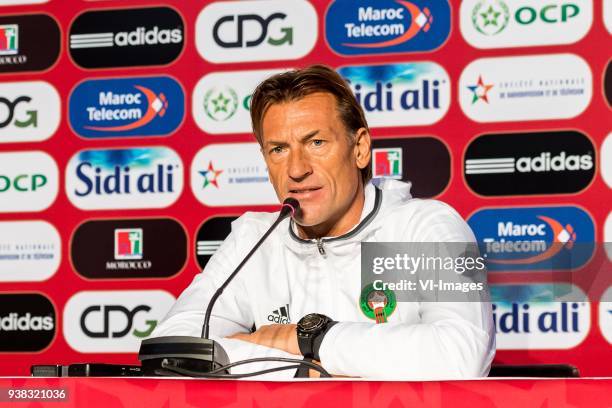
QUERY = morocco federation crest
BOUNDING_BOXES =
[359,283,396,324]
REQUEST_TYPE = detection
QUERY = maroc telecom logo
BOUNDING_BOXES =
[325,0,450,56]
[468,206,595,272]
[69,76,184,139]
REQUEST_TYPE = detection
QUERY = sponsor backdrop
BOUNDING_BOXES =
[0,0,609,377]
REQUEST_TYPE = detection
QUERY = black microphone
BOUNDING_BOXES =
[201,197,299,338]
[138,198,300,376]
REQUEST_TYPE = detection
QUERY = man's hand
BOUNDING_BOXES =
[227,324,300,356]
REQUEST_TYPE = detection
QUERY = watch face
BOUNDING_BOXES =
[299,313,327,333]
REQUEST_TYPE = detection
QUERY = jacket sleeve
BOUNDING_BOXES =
[318,201,496,379]
[150,217,302,379]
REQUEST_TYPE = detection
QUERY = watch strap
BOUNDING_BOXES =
[293,357,313,378]
[312,321,338,362]
[297,331,314,358]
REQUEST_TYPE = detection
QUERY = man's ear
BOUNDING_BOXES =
[353,127,371,170]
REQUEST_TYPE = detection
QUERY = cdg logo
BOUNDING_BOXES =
[0,96,37,128]
[80,304,156,339]
[0,173,47,192]
[213,12,293,48]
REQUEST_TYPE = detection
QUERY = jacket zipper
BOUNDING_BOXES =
[316,238,326,256]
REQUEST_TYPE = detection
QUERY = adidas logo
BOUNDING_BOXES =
[267,304,291,324]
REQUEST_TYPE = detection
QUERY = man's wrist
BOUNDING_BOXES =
[296,314,337,359]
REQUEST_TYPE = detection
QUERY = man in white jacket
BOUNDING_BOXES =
[151,65,495,379]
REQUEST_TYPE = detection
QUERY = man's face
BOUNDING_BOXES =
[260,92,369,229]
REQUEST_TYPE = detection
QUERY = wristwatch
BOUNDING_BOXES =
[296,313,337,360]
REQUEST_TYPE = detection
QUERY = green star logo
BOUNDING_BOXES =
[472,0,510,36]
[204,87,238,122]
[480,6,501,27]
[211,92,231,114]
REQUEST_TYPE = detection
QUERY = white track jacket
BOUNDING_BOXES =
[151,179,496,379]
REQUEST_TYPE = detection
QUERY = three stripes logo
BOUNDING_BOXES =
[69,26,182,50]
[196,240,223,257]
[195,217,237,270]
[465,157,515,174]
[70,32,114,49]
[68,7,184,69]
[267,304,291,324]
[464,131,596,196]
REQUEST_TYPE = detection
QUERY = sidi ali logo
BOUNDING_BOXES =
[65,147,184,210]
[339,62,451,127]
[325,0,450,56]
[491,284,590,350]
[468,206,595,272]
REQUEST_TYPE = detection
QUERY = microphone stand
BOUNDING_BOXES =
[138,199,299,376]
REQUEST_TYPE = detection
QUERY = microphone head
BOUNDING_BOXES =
[280,197,300,218]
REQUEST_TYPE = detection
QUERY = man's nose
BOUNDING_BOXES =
[287,149,312,181]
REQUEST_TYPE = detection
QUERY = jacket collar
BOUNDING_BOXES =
[286,182,383,248]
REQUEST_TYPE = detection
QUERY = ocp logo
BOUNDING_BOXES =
[338,62,450,127]
[326,0,450,56]
[65,147,183,210]
[0,81,60,143]
[69,76,184,139]
[492,284,590,350]
[460,0,593,48]
[468,206,595,272]
[0,151,58,213]
[63,290,175,352]
[196,0,317,63]
[192,69,286,135]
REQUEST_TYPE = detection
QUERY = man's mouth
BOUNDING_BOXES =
[289,187,321,194]
[287,187,323,199]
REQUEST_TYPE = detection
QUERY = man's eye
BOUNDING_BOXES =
[270,146,284,154]
[312,139,324,147]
